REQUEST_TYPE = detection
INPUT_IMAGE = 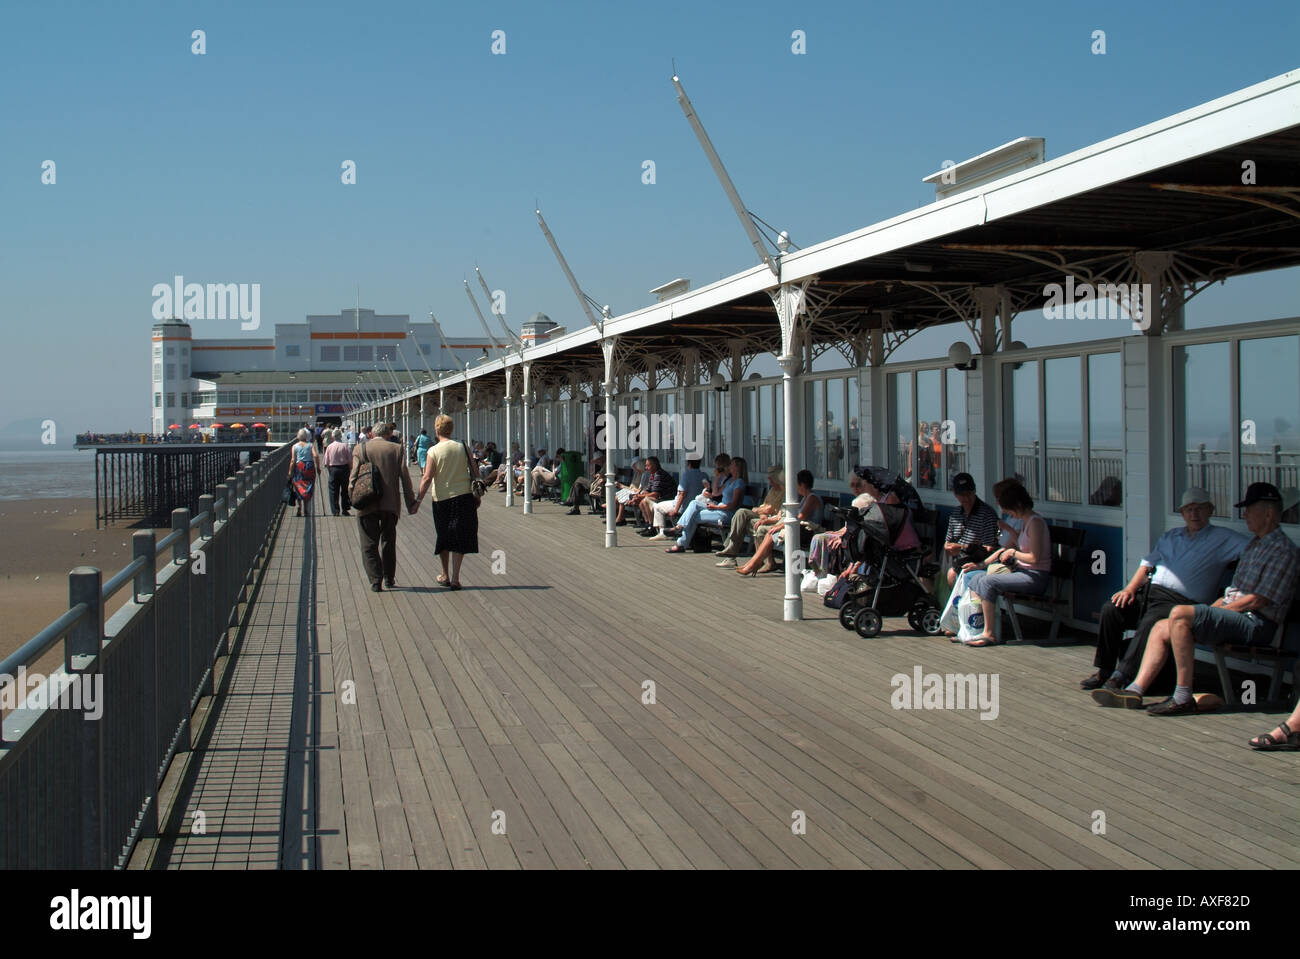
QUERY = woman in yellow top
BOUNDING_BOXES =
[414,415,478,590]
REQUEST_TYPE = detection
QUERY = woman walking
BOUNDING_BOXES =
[415,428,432,471]
[414,415,479,589]
[289,427,321,517]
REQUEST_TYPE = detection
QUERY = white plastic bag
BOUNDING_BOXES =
[956,588,986,644]
[817,573,837,596]
[800,569,819,592]
[939,570,967,634]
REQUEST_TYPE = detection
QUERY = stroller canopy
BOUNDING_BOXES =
[856,466,922,513]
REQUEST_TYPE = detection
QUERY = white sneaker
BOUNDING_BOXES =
[648,531,671,541]
[715,557,737,568]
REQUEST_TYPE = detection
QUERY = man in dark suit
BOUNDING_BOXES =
[349,421,418,592]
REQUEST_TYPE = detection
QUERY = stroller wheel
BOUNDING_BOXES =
[855,608,883,639]
[838,603,860,631]
[905,609,921,631]
[919,607,943,636]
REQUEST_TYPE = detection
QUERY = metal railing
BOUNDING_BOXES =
[0,444,291,868]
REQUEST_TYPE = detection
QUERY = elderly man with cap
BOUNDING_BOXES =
[1081,486,1249,692]
[1093,482,1299,715]
[942,473,1000,587]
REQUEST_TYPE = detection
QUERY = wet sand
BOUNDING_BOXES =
[0,498,172,671]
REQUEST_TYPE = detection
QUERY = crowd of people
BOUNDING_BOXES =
[286,416,480,592]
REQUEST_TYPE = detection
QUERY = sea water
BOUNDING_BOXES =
[0,451,98,500]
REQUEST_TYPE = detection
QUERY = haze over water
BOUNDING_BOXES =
[0,451,97,500]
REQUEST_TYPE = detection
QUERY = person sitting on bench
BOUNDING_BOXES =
[649,458,708,540]
[634,457,676,530]
[1249,696,1300,751]
[735,469,820,576]
[564,454,604,514]
[1092,482,1299,715]
[613,459,644,525]
[942,472,1000,586]
[957,481,1050,647]
[1081,486,1248,691]
[713,464,785,564]
[665,457,747,553]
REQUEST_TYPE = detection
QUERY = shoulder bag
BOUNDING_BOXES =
[350,441,384,510]
[463,443,487,506]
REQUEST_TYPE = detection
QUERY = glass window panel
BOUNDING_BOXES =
[888,372,913,479]
[846,375,860,473]
[1240,335,1300,522]
[1045,357,1082,502]
[826,378,844,481]
[1087,353,1123,507]
[804,381,823,477]
[1172,343,1231,516]
[916,369,942,489]
[944,368,967,487]
[1007,360,1040,497]
[759,385,773,473]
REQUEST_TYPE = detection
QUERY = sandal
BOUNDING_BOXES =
[436,575,448,585]
[1249,720,1300,751]
[965,636,999,647]
[665,545,687,554]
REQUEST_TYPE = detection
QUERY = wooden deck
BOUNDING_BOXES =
[143,493,1300,869]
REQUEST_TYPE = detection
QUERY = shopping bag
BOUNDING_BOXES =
[799,569,819,592]
[939,569,967,634]
[956,588,986,644]
[817,573,837,596]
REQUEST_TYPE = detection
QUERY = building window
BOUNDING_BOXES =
[154,393,162,408]
[1087,353,1123,506]
[179,393,188,407]
[376,345,396,361]
[166,393,175,408]
[286,344,301,357]
[943,368,967,485]
[1005,360,1040,498]
[181,364,189,378]
[194,391,216,406]
[915,369,941,489]
[1172,342,1231,515]
[166,346,175,356]
[320,346,340,362]
[1045,357,1082,503]
[420,344,432,356]
[888,372,913,479]
[181,346,189,356]
[343,345,373,362]
[165,363,176,380]
[217,390,239,404]
[153,345,162,358]
[153,362,162,382]
[1239,334,1299,520]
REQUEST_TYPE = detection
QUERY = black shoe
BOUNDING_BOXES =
[637,528,655,537]
[1103,676,1125,693]
[384,578,395,589]
[566,506,580,515]
[371,583,383,592]
[616,519,627,526]
[1146,696,1198,716]
[1079,671,1106,690]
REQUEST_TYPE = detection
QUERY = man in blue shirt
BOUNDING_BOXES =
[649,458,708,540]
[1082,487,1249,691]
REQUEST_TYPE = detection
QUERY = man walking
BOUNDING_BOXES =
[323,428,354,516]
[350,421,417,592]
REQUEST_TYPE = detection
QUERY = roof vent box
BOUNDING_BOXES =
[923,137,1045,201]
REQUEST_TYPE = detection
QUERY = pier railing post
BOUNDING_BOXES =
[132,530,155,601]
[68,567,105,869]
[198,494,214,539]
[213,484,232,657]
[171,509,190,566]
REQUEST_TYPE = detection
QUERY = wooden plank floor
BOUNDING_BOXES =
[173,492,1300,869]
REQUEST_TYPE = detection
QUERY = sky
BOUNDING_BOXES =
[2,0,1298,438]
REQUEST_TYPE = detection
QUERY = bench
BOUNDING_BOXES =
[993,524,1086,643]
[1205,593,1300,706]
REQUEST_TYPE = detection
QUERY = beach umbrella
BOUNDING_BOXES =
[168,424,181,430]
[211,423,225,429]
[229,422,246,428]
[188,423,202,430]
[251,422,268,428]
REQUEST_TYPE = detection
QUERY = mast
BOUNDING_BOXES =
[536,207,603,330]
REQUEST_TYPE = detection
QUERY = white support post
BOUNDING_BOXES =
[769,281,810,622]
[504,366,515,507]
[522,363,533,515]
[465,378,473,449]
[601,337,619,548]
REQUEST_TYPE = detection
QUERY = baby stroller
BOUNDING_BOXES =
[831,501,943,638]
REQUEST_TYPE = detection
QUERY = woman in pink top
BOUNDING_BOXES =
[958,482,1051,646]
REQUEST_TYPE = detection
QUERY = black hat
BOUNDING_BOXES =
[1234,482,1283,508]
[952,472,976,494]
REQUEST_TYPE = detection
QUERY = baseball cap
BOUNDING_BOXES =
[952,473,976,494]
[1177,487,1214,510]
[1234,482,1284,508]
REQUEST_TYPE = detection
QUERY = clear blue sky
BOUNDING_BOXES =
[2,0,1297,435]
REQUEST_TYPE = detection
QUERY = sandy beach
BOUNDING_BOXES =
[0,497,173,674]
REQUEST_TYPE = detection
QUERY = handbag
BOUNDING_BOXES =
[463,443,487,506]
[282,478,297,505]
[823,573,853,609]
[349,441,384,510]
